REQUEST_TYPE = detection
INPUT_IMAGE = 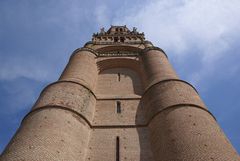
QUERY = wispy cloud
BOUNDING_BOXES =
[0,0,96,82]
[0,0,240,153]
[0,79,38,113]
[0,56,55,82]
[113,0,240,86]
[94,4,110,28]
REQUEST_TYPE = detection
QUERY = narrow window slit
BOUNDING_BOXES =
[117,101,121,113]
[117,73,121,81]
[116,136,120,161]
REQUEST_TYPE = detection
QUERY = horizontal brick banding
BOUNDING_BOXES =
[141,46,168,59]
[71,47,98,57]
[147,104,216,126]
[92,125,146,129]
[33,81,96,123]
[40,80,97,99]
[141,48,178,89]
[96,97,141,100]
[60,50,98,91]
[141,80,212,123]
[143,79,199,97]
[1,107,91,161]
[24,106,148,129]
[148,106,239,161]
[23,104,216,130]
[23,105,91,128]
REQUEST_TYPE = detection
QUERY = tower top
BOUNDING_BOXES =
[92,25,145,44]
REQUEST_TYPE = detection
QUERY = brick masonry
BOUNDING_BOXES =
[1,26,239,161]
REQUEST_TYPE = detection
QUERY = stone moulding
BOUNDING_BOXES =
[98,51,139,57]
[71,46,168,58]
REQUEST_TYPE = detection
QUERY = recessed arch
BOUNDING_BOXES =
[97,58,142,74]
[96,58,146,96]
[96,67,143,96]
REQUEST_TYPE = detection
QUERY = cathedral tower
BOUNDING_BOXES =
[1,26,239,161]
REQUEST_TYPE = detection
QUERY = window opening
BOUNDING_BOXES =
[117,73,121,81]
[114,37,118,42]
[120,37,125,42]
[116,136,120,161]
[117,101,121,113]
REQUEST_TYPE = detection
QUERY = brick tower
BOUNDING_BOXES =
[1,26,239,161]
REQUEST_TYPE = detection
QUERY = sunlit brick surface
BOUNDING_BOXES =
[1,108,91,161]
[59,50,98,91]
[149,106,239,161]
[93,99,146,126]
[1,26,239,161]
[33,81,96,123]
[96,68,143,96]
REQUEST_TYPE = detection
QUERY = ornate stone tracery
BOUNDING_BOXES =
[92,25,145,44]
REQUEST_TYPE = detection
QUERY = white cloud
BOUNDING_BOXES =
[0,56,57,82]
[1,0,240,87]
[2,81,37,113]
[0,0,92,82]
[113,0,240,86]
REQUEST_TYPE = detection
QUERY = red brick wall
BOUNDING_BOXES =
[96,68,143,96]
[86,60,154,161]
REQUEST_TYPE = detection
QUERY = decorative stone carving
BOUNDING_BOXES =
[98,50,139,57]
[92,25,145,44]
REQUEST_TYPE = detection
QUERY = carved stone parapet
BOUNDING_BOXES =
[98,50,139,57]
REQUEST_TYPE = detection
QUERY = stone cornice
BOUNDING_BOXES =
[98,50,139,57]
[92,41,145,45]
[70,46,169,58]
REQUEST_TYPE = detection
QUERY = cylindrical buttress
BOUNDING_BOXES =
[59,49,98,91]
[1,48,98,161]
[141,47,178,89]
[141,48,239,161]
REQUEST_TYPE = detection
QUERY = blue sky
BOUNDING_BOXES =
[0,0,240,154]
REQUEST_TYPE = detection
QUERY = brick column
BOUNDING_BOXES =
[141,47,239,161]
[1,48,98,161]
